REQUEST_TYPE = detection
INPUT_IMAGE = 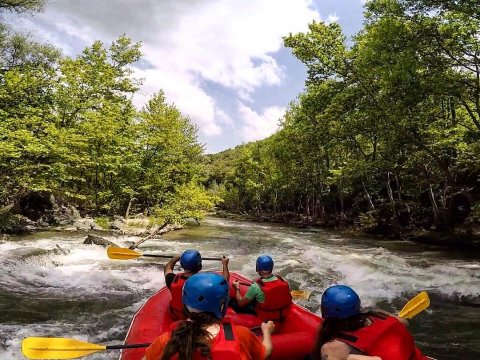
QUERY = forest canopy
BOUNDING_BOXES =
[205,0,480,239]
[0,1,213,226]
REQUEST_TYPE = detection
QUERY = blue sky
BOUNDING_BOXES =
[8,0,365,153]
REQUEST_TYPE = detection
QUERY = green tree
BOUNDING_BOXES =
[0,0,44,13]
[134,91,204,214]
[155,182,218,225]
[209,0,480,238]
[53,36,141,212]
[0,34,59,203]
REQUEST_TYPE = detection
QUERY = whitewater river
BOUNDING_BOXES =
[1,217,479,359]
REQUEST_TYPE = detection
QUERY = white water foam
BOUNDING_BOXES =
[293,240,480,307]
[0,236,164,298]
[1,222,479,358]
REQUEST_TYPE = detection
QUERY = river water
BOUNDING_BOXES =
[0,217,479,359]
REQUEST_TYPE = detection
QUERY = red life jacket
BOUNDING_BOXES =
[255,276,292,321]
[334,314,428,360]
[167,321,242,360]
[169,273,188,320]
[210,321,242,360]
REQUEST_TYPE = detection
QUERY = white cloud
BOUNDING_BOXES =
[133,65,222,136]
[8,0,321,146]
[326,13,339,24]
[239,103,285,142]
[216,109,234,127]
[52,19,96,45]
[132,0,319,138]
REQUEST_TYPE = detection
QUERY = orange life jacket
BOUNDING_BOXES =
[168,321,242,360]
[169,273,188,320]
[255,276,292,321]
[335,314,428,360]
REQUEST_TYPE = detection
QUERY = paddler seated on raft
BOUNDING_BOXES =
[165,249,230,320]
[231,255,292,322]
[311,285,428,360]
[142,272,275,360]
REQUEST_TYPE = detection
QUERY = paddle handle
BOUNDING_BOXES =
[201,256,224,261]
[142,254,177,259]
[141,254,222,260]
[106,343,150,350]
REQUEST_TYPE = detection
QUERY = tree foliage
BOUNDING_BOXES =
[0,28,214,223]
[206,0,480,236]
[0,0,45,13]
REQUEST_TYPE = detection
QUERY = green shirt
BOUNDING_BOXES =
[244,275,278,303]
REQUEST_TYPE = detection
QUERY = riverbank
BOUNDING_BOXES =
[0,205,183,240]
[215,210,480,252]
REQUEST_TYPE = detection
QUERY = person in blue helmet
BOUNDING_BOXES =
[164,249,230,319]
[232,255,292,321]
[142,272,275,360]
[311,285,427,360]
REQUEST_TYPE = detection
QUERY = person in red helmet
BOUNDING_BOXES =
[142,272,275,360]
[232,255,292,321]
[312,285,428,360]
[164,249,230,320]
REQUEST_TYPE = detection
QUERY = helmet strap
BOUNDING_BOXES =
[186,305,202,313]
[258,270,272,278]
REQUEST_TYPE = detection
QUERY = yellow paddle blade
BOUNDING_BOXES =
[22,337,106,359]
[107,247,141,260]
[399,291,430,319]
[291,290,311,300]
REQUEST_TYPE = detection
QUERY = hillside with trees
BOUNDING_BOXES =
[205,0,480,247]
[3,0,480,247]
[0,1,214,232]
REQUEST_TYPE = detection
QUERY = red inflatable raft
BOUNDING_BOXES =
[119,272,321,360]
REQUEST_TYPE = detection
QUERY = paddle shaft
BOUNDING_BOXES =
[106,343,150,350]
[142,254,223,260]
[22,337,151,360]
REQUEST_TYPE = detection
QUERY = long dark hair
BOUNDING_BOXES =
[161,307,220,360]
[312,311,378,359]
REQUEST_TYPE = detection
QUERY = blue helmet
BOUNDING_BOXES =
[182,272,229,318]
[256,255,274,272]
[321,285,361,319]
[180,250,202,272]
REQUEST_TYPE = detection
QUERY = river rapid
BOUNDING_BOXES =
[0,217,479,359]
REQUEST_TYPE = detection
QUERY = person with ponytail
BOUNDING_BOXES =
[311,285,427,360]
[142,272,275,360]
